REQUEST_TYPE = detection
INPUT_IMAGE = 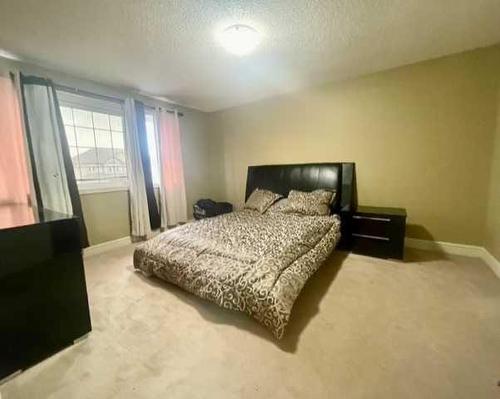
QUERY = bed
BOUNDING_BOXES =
[134,163,356,339]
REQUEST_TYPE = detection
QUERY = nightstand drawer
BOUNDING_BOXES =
[351,215,391,238]
[351,234,393,258]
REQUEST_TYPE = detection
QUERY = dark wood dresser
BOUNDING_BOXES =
[350,206,407,260]
[0,205,92,381]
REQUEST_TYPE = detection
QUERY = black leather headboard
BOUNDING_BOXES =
[245,162,357,214]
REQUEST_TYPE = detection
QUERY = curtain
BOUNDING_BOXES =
[20,74,89,247]
[123,98,151,239]
[135,101,161,230]
[0,72,31,206]
[157,108,188,227]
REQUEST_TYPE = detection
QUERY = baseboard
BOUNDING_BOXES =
[480,248,500,278]
[83,236,131,258]
[405,237,500,278]
[405,238,485,257]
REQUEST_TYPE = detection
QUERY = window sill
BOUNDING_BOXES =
[78,186,129,195]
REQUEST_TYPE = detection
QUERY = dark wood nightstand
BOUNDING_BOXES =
[350,206,407,260]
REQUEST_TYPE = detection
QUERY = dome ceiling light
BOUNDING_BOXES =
[217,24,261,56]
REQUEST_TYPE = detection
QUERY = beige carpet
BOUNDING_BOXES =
[2,246,500,398]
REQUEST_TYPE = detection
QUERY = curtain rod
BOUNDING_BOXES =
[144,103,184,117]
[54,83,183,116]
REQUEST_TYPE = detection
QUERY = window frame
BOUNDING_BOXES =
[57,90,129,193]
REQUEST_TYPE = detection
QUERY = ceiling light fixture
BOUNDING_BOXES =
[217,24,261,56]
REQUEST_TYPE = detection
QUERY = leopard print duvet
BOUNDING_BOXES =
[134,209,341,339]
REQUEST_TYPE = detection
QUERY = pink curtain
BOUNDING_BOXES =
[157,108,187,227]
[0,74,31,206]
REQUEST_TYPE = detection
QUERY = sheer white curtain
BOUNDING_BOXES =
[124,98,151,238]
[156,107,187,227]
[20,74,89,246]
[22,78,73,214]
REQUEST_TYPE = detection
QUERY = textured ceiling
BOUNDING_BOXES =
[0,0,499,111]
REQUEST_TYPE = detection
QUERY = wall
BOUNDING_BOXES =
[180,108,224,210]
[2,46,500,249]
[0,56,218,245]
[80,190,130,245]
[210,45,500,246]
[485,92,500,260]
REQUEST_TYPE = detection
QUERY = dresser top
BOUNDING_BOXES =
[0,204,74,231]
[355,205,407,217]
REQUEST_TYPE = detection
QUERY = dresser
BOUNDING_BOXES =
[349,206,407,260]
[0,205,92,381]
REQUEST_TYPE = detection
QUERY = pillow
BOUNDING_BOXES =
[282,189,335,216]
[265,198,289,214]
[244,188,283,214]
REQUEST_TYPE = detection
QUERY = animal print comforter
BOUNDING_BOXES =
[133,209,341,339]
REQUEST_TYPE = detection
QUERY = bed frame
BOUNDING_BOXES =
[245,162,357,249]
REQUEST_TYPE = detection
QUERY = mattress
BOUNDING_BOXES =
[133,209,341,339]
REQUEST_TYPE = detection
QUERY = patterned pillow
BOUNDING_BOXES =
[265,198,289,214]
[282,189,335,216]
[244,188,283,214]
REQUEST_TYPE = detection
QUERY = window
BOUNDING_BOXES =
[145,109,161,187]
[58,91,127,190]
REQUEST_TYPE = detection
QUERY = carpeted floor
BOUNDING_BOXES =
[2,245,500,398]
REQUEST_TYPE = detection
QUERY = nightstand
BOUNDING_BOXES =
[349,206,407,260]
